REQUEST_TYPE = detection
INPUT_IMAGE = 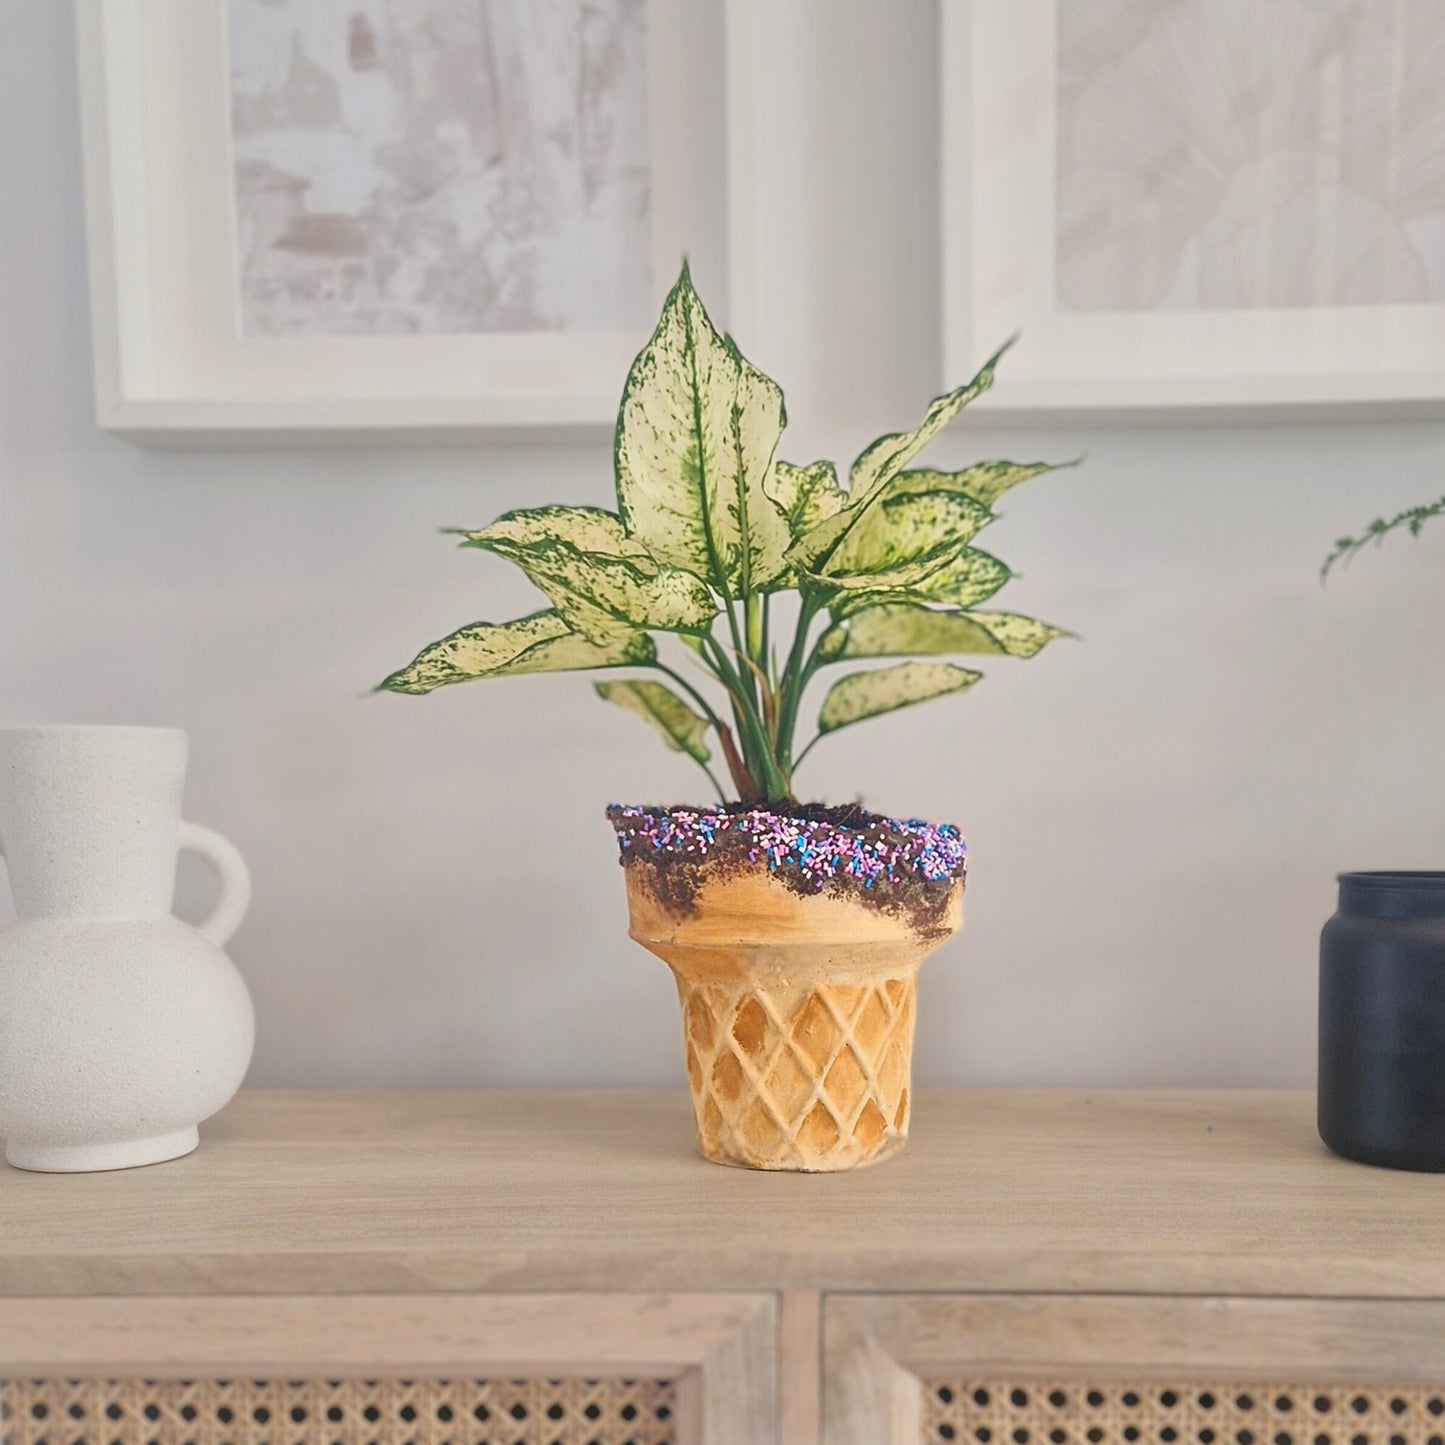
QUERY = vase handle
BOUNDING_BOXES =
[178,821,251,948]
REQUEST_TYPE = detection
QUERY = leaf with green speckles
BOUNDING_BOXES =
[817,662,982,734]
[787,338,1015,578]
[614,261,790,598]
[819,604,1071,661]
[378,610,654,695]
[894,456,1080,510]
[815,487,996,591]
[762,458,849,589]
[765,458,848,537]
[459,505,717,643]
[827,548,1015,618]
[595,679,712,762]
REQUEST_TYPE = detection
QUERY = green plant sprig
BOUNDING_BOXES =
[379,262,1076,805]
[1322,493,1445,582]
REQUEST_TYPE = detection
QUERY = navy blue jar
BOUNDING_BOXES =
[1319,872,1445,1171]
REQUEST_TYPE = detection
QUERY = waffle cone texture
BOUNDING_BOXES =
[624,864,963,1172]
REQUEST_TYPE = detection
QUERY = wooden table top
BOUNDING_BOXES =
[0,1089,1440,1298]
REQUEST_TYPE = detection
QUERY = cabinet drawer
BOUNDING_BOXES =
[1,1377,676,1445]
[0,1293,776,1445]
[823,1296,1445,1445]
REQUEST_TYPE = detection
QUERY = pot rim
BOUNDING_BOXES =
[1337,871,1445,889]
[606,801,968,892]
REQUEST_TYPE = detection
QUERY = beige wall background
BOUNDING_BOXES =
[2,3,1442,1089]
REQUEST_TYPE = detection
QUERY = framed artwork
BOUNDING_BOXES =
[75,0,737,442]
[943,0,1445,417]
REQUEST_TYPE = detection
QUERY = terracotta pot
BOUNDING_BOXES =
[624,864,962,1171]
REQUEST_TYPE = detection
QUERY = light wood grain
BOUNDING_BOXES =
[692,1294,778,1445]
[823,1298,921,1445]
[830,1294,1445,1380]
[0,1294,777,1445]
[1,1089,1443,1298]
[823,1295,1445,1445]
[0,1294,762,1374]
[779,1293,821,1445]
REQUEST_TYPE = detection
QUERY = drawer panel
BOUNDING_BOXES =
[1,1375,675,1445]
[824,1296,1445,1445]
[922,1378,1445,1445]
[0,1293,776,1445]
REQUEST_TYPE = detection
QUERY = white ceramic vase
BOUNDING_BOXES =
[0,725,254,1172]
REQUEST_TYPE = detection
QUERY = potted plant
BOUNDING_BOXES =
[1319,492,1445,1171]
[381,263,1074,1171]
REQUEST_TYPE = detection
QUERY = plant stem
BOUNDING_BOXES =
[720,594,756,712]
[793,731,823,769]
[642,661,731,800]
[704,638,768,766]
[745,592,763,662]
[780,633,834,780]
[716,721,761,801]
[703,634,744,698]
[703,634,748,708]
[705,635,789,800]
[734,648,775,733]
[649,660,724,735]
[774,592,823,768]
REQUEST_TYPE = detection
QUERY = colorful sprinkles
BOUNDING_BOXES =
[606,803,967,892]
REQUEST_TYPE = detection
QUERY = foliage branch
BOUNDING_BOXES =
[1322,493,1445,581]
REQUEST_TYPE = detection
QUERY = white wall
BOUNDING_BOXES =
[2,3,1442,1089]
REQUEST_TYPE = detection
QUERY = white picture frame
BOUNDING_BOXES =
[941,0,1445,420]
[75,0,741,444]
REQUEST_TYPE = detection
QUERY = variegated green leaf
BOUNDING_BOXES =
[850,337,1015,500]
[760,459,847,589]
[817,662,982,735]
[614,261,790,597]
[765,459,848,537]
[378,610,654,695]
[460,505,716,643]
[828,548,1014,618]
[595,679,712,763]
[819,604,1069,661]
[894,457,1076,510]
[458,505,658,564]
[907,548,1014,607]
[819,488,995,589]
[788,338,1015,576]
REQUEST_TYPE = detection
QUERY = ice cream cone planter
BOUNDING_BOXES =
[382,266,1070,1167]
[609,804,966,1172]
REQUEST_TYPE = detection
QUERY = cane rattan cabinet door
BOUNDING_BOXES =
[823,1296,1445,1445]
[0,1294,777,1445]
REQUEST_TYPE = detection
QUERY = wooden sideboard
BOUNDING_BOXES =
[2,1090,1444,1445]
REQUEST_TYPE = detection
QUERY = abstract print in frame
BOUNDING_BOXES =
[943,0,1445,416]
[226,0,653,339]
[75,0,728,440]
